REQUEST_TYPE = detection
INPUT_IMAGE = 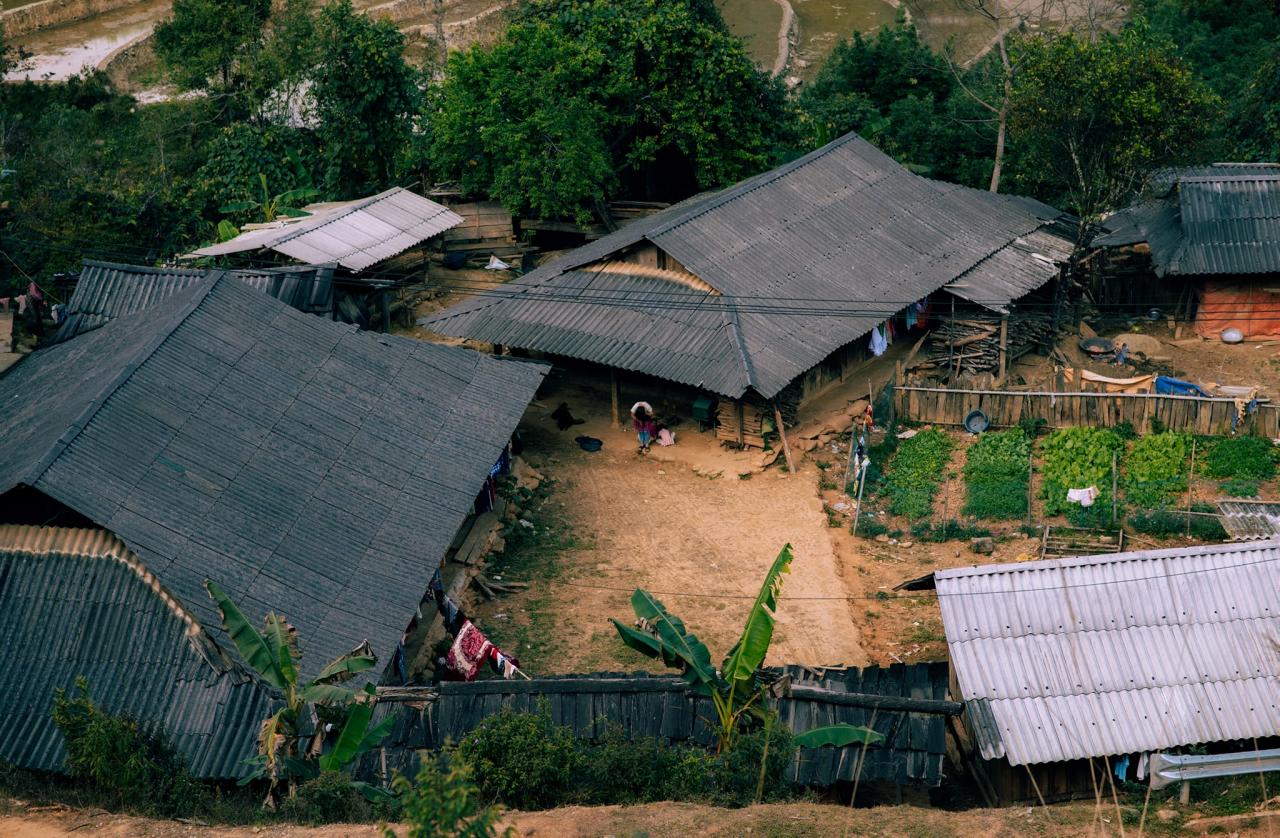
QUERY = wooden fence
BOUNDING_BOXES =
[894,385,1278,436]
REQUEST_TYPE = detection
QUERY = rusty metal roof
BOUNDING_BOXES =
[936,540,1280,766]
[425,132,1073,399]
[0,526,274,779]
[1215,500,1280,541]
[187,188,463,271]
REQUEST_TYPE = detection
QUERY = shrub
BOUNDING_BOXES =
[710,723,794,808]
[1123,432,1190,508]
[882,429,953,518]
[1203,436,1276,479]
[856,425,901,496]
[1112,420,1138,441]
[911,520,992,542]
[962,429,1031,519]
[1128,503,1226,540]
[51,678,201,815]
[1219,478,1259,497]
[854,517,889,538]
[573,727,713,805]
[390,751,507,838]
[282,771,371,825]
[1040,426,1125,516]
[1018,416,1047,439]
[457,705,577,810]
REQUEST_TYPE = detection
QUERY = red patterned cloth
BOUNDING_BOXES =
[445,620,493,682]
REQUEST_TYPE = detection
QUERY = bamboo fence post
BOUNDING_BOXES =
[1027,445,1034,526]
[1111,451,1118,525]
[998,315,1008,381]
[851,467,869,538]
[773,402,794,475]
[1186,438,1197,536]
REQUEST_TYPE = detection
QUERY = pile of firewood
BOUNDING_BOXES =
[923,315,1052,376]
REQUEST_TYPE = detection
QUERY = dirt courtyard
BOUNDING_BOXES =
[473,371,869,673]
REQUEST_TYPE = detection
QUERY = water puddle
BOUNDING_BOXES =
[6,0,170,81]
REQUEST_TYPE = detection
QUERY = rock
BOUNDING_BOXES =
[845,399,870,418]
[970,537,995,555]
[1156,809,1177,823]
[900,541,913,548]
[797,437,819,452]
[874,534,890,543]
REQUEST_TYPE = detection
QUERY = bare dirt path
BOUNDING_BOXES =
[475,374,867,674]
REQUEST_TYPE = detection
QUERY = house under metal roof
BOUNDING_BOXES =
[0,525,274,779]
[935,540,1280,767]
[425,131,1074,400]
[1094,163,1280,276]
[0,274,548,682]
[186,187,464,272]
[53,260,336,342]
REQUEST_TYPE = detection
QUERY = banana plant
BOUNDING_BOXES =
[219,173,319,223]
[612,544,796,752]
[205,581,393,805]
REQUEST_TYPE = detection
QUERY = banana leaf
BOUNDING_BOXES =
[205,580,287,689]
[262,613,299,687]
[299,683,358,705]
[219,200,258,213]
[275,207,313,218]
[721,544,793,689]
[628,590,717,688]
[314,641,377,684]
[793,723,885,749]
[317,700,373,772]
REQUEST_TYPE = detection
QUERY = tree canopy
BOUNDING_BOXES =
[424,0,796,221]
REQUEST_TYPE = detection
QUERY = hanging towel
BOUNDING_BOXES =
[904,306,917,330]
[1066,486,1099,507]
[445,620,494,681]
[869,324,887,357]
[1114,755,1130,781]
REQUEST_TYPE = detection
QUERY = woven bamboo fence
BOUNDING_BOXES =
[895,385,1278,436]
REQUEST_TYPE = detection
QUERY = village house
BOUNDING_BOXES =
[1092,163,1280,339]
[424,131,1075,448]
[0,273,547,777]
[932,541,1280,804]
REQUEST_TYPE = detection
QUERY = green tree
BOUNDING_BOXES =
[390,752,510,838]
[154,0,272,99]
[1006,20,1219,220]
[311,0,419,197]
[424,0,795,221]
[1229,42,1280,161]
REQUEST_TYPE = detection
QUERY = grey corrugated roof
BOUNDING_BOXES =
[53,260,336,342]
[426,133,1072,399]
[1215,500,1280,541]
[936,541,1280,766]
[369,663,951,787]
[0,526,274,779]
[187,188,464,271]
[1093,164,1280,276]
[0,276,547,682]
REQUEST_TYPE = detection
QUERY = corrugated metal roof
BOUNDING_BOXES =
[426,132,1073,398]
[53,260,335,342]
[369,663,952,787]
[1093,164,1280,276]
[187,188,464,271]
[936,541,1280,766]
[1216,500,1280,541]
[0,276,548,683]
[0,525,274,779]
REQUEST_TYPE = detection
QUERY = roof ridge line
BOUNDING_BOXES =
[720,296,758,392]
[19,275,219,489]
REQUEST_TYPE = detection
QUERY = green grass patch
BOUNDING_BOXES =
[962,429,1031,519]
[1219,478,1260,497]
[1127,503,1226,541]
[881,429,953,518]
[1123,432,1190,508]
[1203,435,1276,479]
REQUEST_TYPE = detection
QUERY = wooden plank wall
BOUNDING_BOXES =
[440,201,514,245]
[895,385,1276,436]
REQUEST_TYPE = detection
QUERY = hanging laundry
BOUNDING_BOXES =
[26,281,42,302]
[1113,755,1130,781]
[489,646,521,680]
[904,306,917,330]
[16,295,27,315]
[1066,486,1099,507]
[869,324,887,357]
[445,620,494,681]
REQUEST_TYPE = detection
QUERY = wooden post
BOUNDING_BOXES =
[1027,445,1034,526]
[851,467,869,537]
[893,361,903,425]
[1111,451,1118,525]
[610,370,620,429]
[1186,437,1197,536]
[998,315,1008,381]
[773,402,794,474]
[1179,780,1191,806]
[948,296,956,378]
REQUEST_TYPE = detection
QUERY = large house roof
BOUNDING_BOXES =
[0,275,547,680]
[426,132,1073,399]
[0,526,274,779]
[54,260,336,342]
[1094,163,1280,276]
[936,540,1280,766]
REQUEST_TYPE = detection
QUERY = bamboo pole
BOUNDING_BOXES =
[610,370,620,429]
[998,315,1008,381]
[1186,438,1197,536]
[851,466,869,538]
[1111,451,1118,525]
[1027,445,1034,526]
[773,402,794,474]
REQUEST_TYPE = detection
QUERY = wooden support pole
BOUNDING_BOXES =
[998,315,1008,381]
[1186,437,1197,536]
[773,402,794,474]
[1111,451,1118,525]
[610,370,620,429]
[1027,445,1034,526]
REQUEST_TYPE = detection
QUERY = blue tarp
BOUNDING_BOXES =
[1155,375,1209,398]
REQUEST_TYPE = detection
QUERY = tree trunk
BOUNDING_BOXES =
[988,33,1012,193]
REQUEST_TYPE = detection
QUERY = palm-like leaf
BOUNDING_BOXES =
[274,206,312,218]
[262,613,299,688]
[205,581,287,690]
[721,544,793,689]
[299,683,358,705]
[276,187,320,203]
[257,709,288,779]
[627,590,718,689]
[793,723,885,749]
[318,701,373,772]
[219,200,259,213]
[313,641,376,685]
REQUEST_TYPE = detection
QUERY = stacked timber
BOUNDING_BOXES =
[439,201,528,266]
[716,399,767,448]
[924,315,1051,376]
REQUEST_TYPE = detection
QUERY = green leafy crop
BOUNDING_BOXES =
[963,429,1031,519]
[1039,426,1124,516]
[1123,432,1190,508]
[1203,436,1276,480]
[883,429,954,518]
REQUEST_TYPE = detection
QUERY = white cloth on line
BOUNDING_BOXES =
[1066,486,1099,507]
[869,324,887,356]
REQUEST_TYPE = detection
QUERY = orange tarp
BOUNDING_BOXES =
[1195,280,1280,340]
[1062,368,1154,393]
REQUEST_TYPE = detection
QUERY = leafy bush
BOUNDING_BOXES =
[1203,436,1276,479]
[1219,478,1259,497]
[854,517,889,538]
[1040,427,1125,516]
[709,723,795,808]
[282,771,371,825]
[1128,503,1226,540]
[911,520,992,542]
[962,429,1031,519]
[882,429,953,517]
[390,751,507,838]
[51,678,201,815]
[1112,420,1138,440]
[856,425,901,496]
[1123,432,1190,508]
[457,704,577,810]
[573,727,713,805]
[1017,416,1047,439]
